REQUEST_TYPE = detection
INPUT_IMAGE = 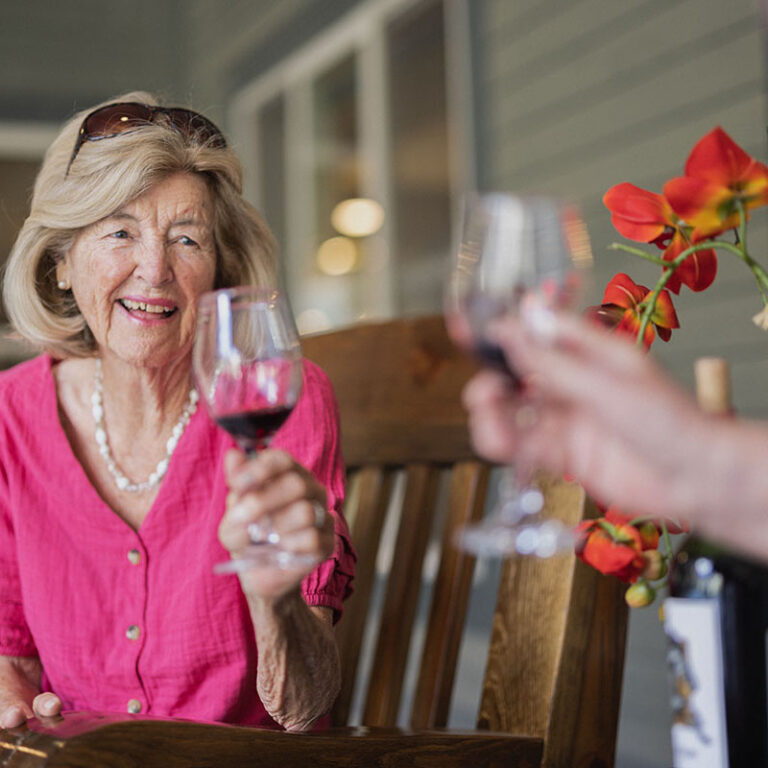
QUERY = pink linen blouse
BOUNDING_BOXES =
[0,354,355,725]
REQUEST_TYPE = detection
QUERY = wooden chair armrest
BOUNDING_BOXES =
[1,713,543,767]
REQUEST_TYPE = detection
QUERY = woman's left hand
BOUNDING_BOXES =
[219,449,334,599]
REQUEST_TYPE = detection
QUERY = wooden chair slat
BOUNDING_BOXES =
[410,460,489,729]
[547,566,628,767]
[478,474,589,734]
[362,464,440,727]
[331,466,394,724]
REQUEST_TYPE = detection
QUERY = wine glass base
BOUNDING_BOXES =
[455,518,576,559]
[214,544,319,574]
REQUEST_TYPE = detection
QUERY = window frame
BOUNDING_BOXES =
[229,0,476,324]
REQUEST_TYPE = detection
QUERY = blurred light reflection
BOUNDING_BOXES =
[331,198,385,237]
[316,236,358,275]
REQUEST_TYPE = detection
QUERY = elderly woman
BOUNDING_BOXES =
[0,92,355,731]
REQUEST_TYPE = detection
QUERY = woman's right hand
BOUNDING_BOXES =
[0,656,62,728]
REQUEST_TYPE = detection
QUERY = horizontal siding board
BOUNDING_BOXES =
[484,0,685,90]
[488,71,762,188]
[482,0,600,51]
[487,88,765,194]
[489,14,756,140]
[479,0,565,41]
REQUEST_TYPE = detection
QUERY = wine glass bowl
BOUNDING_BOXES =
[446,194,589,375]
[446,193,592,558]
[194,286,313,573]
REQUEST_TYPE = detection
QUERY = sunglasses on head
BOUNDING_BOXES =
[66,101,227,176]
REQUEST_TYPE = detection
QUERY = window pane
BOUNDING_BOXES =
[310,53,369,327]
[257,95,286,276]
[388,0,451,315]
[314,55,359,243]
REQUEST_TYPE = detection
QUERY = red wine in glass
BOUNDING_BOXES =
[215,405,294,452]
[447,290,523,387]
[194,286,314,572]
[471,339,521,386]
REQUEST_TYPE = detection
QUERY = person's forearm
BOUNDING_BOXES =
[688,418,768,561]
[248,591,340,731]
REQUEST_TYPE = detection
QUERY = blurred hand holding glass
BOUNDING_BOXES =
[445,193,592,558]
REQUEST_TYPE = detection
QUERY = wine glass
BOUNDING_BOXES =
[445,192,592,558]
[193,286,316,573]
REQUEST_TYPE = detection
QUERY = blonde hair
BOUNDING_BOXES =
[3,91,277,358]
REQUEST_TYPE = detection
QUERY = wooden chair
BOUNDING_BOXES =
[0,315,628,767]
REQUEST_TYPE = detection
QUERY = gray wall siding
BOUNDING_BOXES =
[185,0,361,125]
[0,1,189,121]
[185,0,309,120]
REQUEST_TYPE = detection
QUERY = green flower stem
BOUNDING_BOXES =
[737,199,747,252]
[634,206,768,344]
[714,240,768,301]
[660,520,673,560]
[635,261,677,347]
[654,520,674,589]
[608,243,668,267]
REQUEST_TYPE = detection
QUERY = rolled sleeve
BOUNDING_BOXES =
[277,360,356,623]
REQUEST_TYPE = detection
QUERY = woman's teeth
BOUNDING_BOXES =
[120,299,175,316]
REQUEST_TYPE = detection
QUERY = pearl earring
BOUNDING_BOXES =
[57,280,69,290]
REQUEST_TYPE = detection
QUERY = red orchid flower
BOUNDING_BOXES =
[575,519,645,583]
[588,273,679,348]
[664,127,768,239]
[603,182,716,293]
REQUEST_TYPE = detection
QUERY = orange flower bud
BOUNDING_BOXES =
[641,549,667,581]
[625,580,656,608]
[637,521,660,551]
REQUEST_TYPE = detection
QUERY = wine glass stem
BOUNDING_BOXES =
[498,465,543,524]
[238,438,269,457]
[235,437,277,547]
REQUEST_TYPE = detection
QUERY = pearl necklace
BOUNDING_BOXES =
[92,359,199,493]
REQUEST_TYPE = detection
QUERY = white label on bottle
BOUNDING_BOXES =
[664,597,729,767]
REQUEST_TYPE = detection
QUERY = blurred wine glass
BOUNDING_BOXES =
[194,286,316,573]
[445,193,592,558]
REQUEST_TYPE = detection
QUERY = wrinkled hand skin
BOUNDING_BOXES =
[0,656,62,728]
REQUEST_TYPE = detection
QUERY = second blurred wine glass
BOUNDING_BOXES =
[445,192,592,558]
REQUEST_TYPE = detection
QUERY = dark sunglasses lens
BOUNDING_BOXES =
[83,104,153,137]
[165,109,227,147]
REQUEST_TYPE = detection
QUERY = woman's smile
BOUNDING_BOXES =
[117,296,179,323]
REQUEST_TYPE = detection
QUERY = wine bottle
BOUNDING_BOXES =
[664,357,768,767]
